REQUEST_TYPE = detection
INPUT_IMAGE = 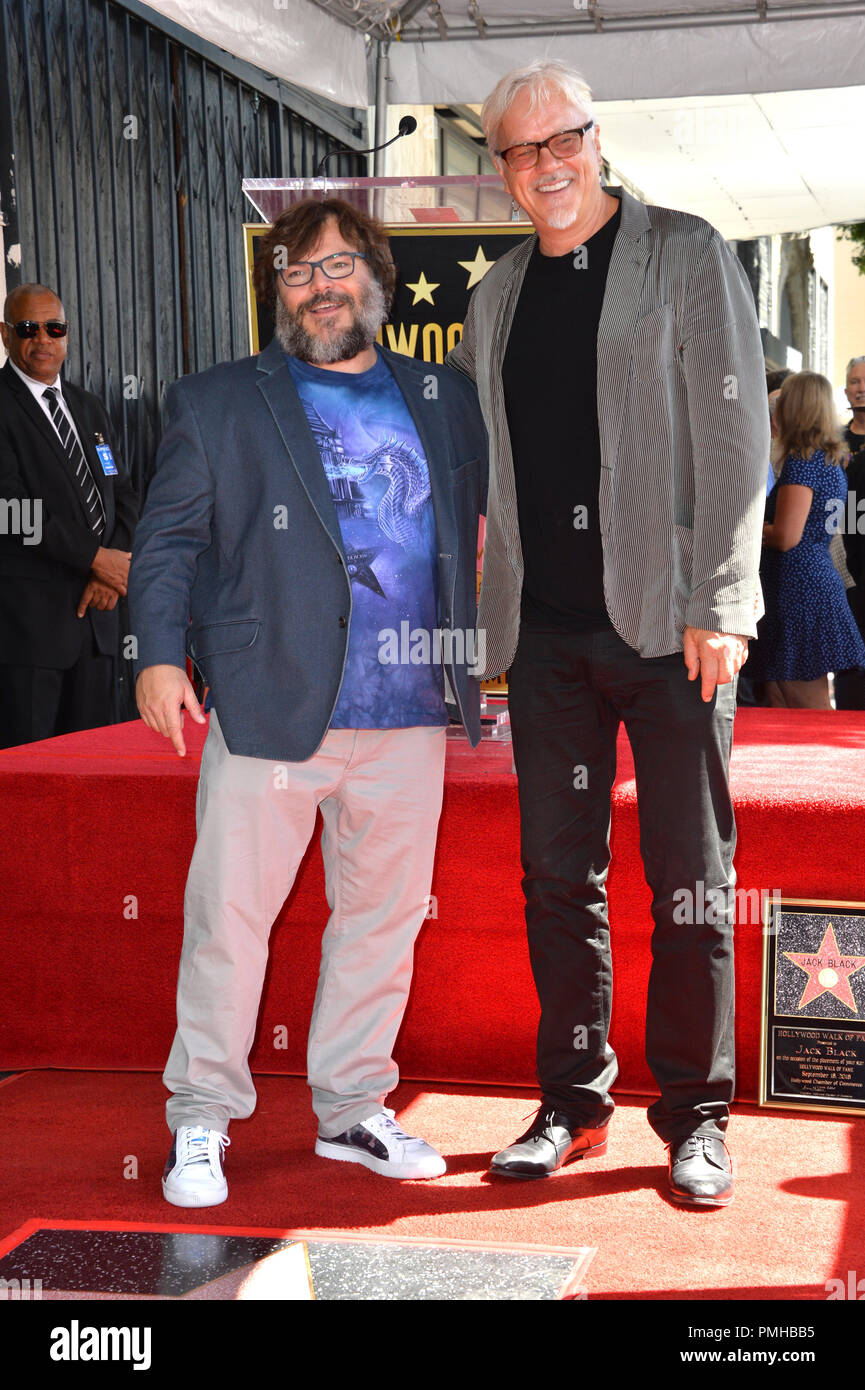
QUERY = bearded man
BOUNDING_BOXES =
[129,198,487,1206]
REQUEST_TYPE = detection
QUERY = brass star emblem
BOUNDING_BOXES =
[404,271,439,306]
[458,245,495,289]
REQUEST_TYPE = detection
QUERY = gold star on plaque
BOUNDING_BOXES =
[458,245,495,288]
[405,271,439,306]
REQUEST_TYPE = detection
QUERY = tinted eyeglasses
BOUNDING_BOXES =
[278,252,367,288]
[496,122,594,171]
[5,319,69,339]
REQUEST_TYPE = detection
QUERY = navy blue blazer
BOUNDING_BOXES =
[129,340,488,761]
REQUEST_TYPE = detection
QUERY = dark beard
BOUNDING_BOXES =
[274,280,386,364]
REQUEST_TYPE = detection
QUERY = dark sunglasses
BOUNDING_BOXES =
[4,319,69,339]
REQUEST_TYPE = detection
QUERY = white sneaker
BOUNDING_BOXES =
[162,1126,230,1207]
[314,1108,446,1179]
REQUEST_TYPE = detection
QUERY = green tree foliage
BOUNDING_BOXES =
[837,223,865,275]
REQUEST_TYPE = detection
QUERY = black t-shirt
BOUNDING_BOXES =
[502,203,621,630]
[843,421,865,463]
[843,421,865,588]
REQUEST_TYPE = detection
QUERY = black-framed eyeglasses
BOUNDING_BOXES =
[4,319,69,339]
[496,122,594,171]
[277,252,367,288]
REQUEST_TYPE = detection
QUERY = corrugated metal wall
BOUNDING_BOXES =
[0,0,368,495]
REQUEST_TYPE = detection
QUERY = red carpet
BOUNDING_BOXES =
[2,710,864,1100]
[2,1070,863,1300]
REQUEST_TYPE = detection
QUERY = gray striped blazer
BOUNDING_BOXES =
[447,186,769,679]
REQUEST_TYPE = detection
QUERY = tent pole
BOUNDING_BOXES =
[373,39,390,176]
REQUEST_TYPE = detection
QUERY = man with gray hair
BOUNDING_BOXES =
[843,355,865,458]
[448,59,768,1206]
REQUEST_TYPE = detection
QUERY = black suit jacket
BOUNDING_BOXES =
[0,361,139,668]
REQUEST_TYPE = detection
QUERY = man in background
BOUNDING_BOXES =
[0,283,137,747]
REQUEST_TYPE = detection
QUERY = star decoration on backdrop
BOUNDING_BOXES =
[783,923,865,1012]
[404,271,439,306]
[458,245,495,289]
[345,547,386,598]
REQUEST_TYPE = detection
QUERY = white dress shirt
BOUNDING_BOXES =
[9,358,88,457]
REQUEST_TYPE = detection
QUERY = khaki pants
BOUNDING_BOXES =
[164,710,447,1138]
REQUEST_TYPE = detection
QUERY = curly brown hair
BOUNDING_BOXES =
[252,198,396,317]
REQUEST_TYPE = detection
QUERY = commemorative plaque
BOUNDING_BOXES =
[760,898,865,1115]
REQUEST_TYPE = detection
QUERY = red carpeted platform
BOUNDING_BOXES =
[1,710,864,1100]
[2,1070,863,1299]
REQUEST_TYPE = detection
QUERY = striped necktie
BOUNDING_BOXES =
[42,386,106,537]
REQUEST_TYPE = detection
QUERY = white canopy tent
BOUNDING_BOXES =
[581,86,865,239]
[385,1,865,103]
[139,0,865,237]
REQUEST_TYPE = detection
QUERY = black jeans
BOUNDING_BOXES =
[508,624,738,1144]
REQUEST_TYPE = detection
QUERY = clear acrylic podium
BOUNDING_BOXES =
[242,175,529,228]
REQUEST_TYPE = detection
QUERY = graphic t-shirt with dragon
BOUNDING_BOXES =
[287,351,448,729]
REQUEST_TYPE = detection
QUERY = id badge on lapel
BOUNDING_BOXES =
[94,433,118,475]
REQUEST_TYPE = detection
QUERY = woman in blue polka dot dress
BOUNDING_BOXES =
[750,371,865,708]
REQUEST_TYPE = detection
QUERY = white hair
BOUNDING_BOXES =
[481,59,595,155]
[846,356,865,378]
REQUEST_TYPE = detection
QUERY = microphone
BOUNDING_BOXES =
[315,115,418,178]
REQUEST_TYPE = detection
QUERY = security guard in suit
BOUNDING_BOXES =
[0,283,138,747]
